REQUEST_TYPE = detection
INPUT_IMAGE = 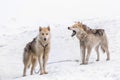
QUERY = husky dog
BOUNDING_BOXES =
[68,22,110,64]
[23,26,51,76]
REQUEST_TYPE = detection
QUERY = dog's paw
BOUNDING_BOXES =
[96,59,99,61]
[80,63,84,65]
[84,62,88,65]
[44,71,48,74]
[106,58,110,61]
[23,74,26,77]
[23,73,26,77]
[40,72,44,75]
[80,62,88,65]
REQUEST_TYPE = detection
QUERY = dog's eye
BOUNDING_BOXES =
[46,33,48,35]
[42,33,44,35]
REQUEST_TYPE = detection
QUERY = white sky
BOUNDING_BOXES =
[0,0,120,25]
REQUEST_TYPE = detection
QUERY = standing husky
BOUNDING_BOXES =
[23,26,51,76]
[68,22,110,64]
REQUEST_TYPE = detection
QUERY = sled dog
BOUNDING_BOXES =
[23,26,51,76]
[68,22,110,64]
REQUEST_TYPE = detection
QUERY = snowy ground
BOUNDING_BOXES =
[0,18,120,80]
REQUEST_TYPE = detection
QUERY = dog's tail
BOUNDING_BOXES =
[100,30,109,54]
[23,52,31,69]
[23,50,27,66]
[23,43,32,68]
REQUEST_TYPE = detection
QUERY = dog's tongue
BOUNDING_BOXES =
[71,30,76,37]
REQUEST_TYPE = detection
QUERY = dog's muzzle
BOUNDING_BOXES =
[68,27,70,30]
[71,30,76,37]
[68,27,76,37]
[44,38,47,41]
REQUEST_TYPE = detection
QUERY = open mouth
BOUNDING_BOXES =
[71,30,76,37]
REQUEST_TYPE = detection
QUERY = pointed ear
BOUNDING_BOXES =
[81,21,83,24]
[47,26,50,31]
[77,21,80,24]
[39,26,42,32]
[74,21,77,23]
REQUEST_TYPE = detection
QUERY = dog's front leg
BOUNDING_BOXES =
[38,54,44,75]
[80,42,86,65]
[85,46,92,64]
[43,53,49,74]
[80,47,86,65]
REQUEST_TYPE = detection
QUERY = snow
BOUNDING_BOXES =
[0,0,120,80]
[0,18,120,80]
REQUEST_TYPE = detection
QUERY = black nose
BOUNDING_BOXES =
[68,27,70,30]
[44,38,46,41]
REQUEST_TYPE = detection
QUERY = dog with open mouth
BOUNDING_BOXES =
[68,22,110,64]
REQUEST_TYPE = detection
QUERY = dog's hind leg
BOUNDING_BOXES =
[95,45,100,61]
[23,65,27,77]
[101,34,110,61]
[101,45,110,61]
[85,46,92,64]
[30,55,37,75]
[23,52,31,76]
[106,49,110,61]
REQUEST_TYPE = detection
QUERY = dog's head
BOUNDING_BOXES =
[39,26,51,41]
[68,22,84,37]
